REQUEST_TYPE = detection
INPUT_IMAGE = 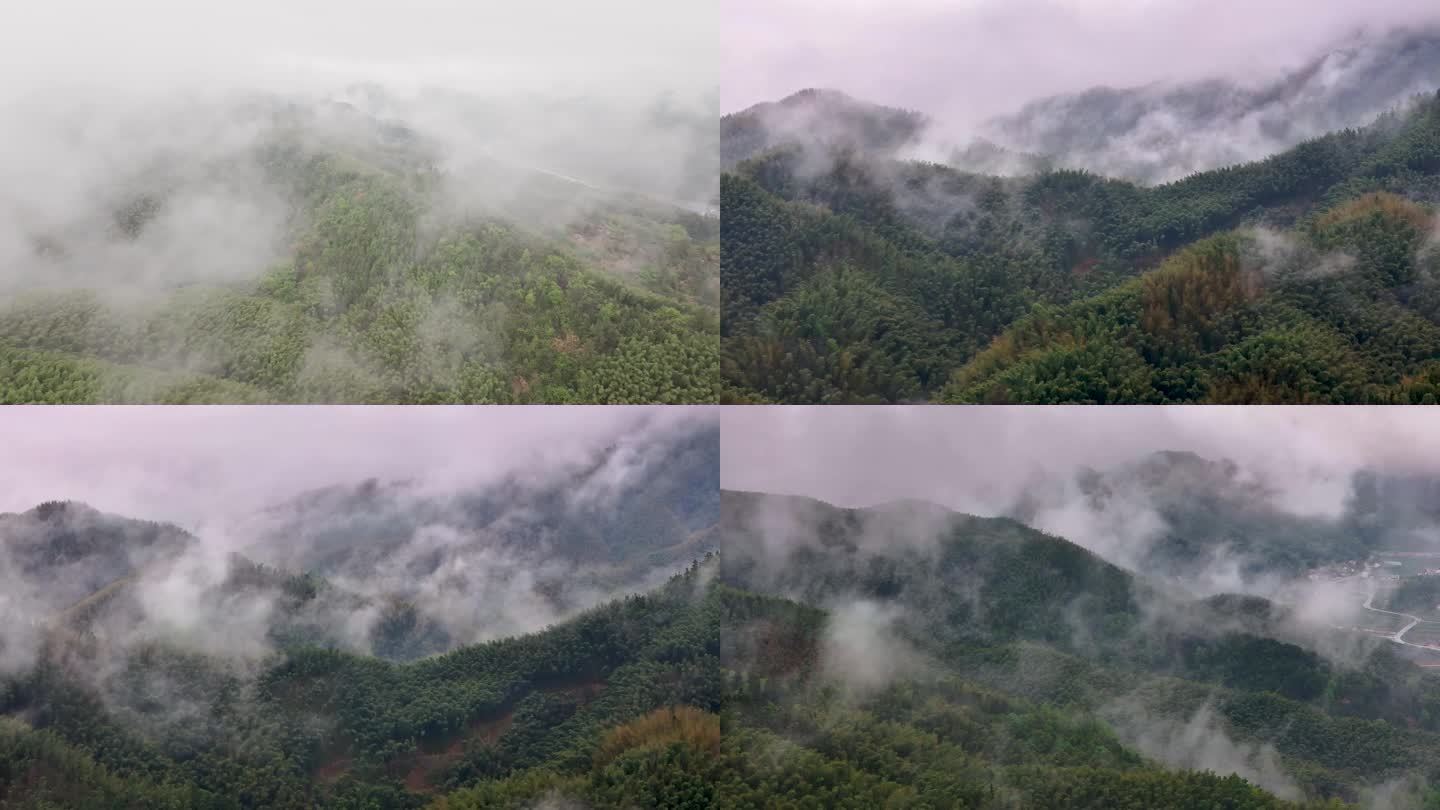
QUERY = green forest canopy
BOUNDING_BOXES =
[0,559,721,809]
[720,92,1440,404]
[716,490,1440,809]
[0,123,720,404]
[8,485,1440,808]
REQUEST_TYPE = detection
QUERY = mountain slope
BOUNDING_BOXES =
[256,420,720,579]
[987,27,1440,184]
[720,89,929,169]
[0,502,193,614]
[0,560,720,809]
[718,490,1440,806]
[721,85,1440,403]
[1007,450,1375,585]
[0,95,720,404]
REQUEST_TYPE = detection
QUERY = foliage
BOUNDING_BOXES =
[722,93,1440,403]
[0,134,719,403]
[0,559,721,808]
[717,491,1440,807]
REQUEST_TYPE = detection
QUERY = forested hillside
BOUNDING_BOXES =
[254,419,720,582]
[716,490,1440,808]
[0,97,719,404]
[1007,450,1393,586]
[985,27,1440,185]
[0,543,720,809]
[720,85,1440,403]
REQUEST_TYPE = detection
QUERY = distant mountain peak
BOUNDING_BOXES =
[779,87,856,105]
[721,89,931,168]
[983,24,1440,183]
[25,499,100,522]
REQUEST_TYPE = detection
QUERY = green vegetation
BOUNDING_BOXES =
[721,91,1440,403]
[6,483,1440,806]
[1010,450,1381,583]
[1384,576,1440,620]
[717,491,1440,808]
[0,560,720,809]
[0,129,719,404]
[0,430,723,809]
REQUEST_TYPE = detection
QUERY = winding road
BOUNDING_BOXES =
[1358,580,1439,650]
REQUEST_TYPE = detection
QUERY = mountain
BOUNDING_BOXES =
[255,420,719,579]
[0,437,722,806]
[721,89,930,169]
[0,561,719,809]
[986,27,1440,185]
[720,31,1440,189]
[721,75,1440,403]
[0,92,720,405]
[0,502,193,615]
[718,490,1440,807]
[1008,450,1375,586]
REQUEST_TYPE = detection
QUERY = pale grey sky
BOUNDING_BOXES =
[723,0,1440,119]
[0,0,719,295]
[0,406,715,524]
[2,0,715,100]
[722,406,1440,517]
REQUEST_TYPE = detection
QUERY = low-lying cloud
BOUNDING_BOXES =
[726,1,1440,183]
[0,406,717,678]
[725,0,1439,120]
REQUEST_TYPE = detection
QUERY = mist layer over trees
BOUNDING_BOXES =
[0,408,721,807]
[718,408,1440,809]
[0,1,719,404]
[720,20,1440,404]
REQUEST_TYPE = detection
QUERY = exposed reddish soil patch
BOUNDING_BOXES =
[314,755,352,784]
[391,677,608,794]
[728,618,818,678]
[568,220,647,277]
[402,758,437,792]
[400,709,517,793]
[464,709,516,748]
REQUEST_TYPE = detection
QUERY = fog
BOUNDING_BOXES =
[722,406,1440,516]
[721,406,1439,804]
[0,0,718,301]
[1104,699,1300,800]
[0,405,708,523]
[5,1,713,100]
[0,406,718,673]
[722,405,1440,611]
[724,0,1436,119]
[725,0,1440,183]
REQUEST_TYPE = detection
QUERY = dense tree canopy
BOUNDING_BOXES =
[0,559,721,809]
[716,491,1440,809]
[721,93,1440,404]
[0,131,719,404]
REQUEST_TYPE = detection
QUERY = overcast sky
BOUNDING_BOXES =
[0,0,715,101]
[0,406,715,525]
[723,0,1440,119]
[722,407,1440,517]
